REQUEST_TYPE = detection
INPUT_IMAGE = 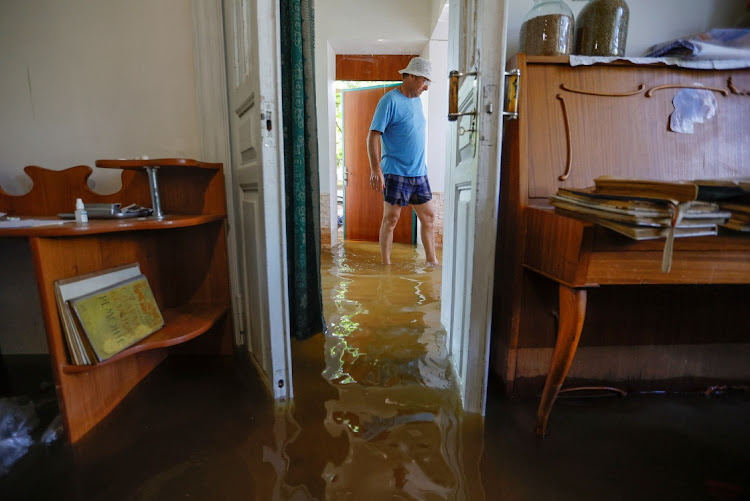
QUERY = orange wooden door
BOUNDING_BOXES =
[343,85,413,243]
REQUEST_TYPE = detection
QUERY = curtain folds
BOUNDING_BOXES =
[280,0,326,340]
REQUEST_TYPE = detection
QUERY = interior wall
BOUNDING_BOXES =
[0,0,200,355]
[507,0,747,57]
[0,0,200,195]
[421,40,448,194]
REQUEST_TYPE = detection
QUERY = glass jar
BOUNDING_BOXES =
[575,0,629,56]
[519,0,575,56]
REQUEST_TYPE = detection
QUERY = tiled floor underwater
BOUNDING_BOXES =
[1,241,749,500]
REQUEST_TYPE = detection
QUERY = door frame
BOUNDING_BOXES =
[191,0,293,401]
[340,82,415,243]
[440,0,509,414]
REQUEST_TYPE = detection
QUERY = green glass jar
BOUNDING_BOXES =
[520,0,575,56]
[575,0,629,56]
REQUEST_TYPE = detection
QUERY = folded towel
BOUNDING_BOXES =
[645,29,750,60]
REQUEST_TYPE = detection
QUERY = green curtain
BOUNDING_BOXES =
[280,0,326,340]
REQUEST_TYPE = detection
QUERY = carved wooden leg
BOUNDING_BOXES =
[535,284,587,437]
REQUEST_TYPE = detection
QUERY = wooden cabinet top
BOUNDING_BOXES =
[95,158,222,170]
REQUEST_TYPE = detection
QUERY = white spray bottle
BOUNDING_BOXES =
[74,198,88,223]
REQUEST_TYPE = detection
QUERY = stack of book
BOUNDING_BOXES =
[720,201,750,232]
[694,179,750,233]
[54,263,164,365]
[549,178,732,241]
[549,177,750,273]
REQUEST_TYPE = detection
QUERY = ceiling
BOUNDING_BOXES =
[328,1,448,55]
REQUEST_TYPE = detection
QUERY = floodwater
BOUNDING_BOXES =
[4,241,750,500]
[317,241,483,500]
[263,240,486,500]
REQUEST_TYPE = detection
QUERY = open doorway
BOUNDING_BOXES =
[324,49,449,251]
[336,81,415,244]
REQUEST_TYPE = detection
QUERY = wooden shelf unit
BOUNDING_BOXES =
[0,159,233,442]
[61,303,229,374]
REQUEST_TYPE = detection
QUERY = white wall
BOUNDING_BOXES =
[422,40,448,193]
[507,0,747,58]
[0,0,200,354]
[0,0,200,195]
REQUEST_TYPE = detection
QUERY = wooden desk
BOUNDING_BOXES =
[525,206,750,436]
[493,55,750,437]
[0,160,233,442]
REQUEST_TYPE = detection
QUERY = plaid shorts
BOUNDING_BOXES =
[383,174,433,207]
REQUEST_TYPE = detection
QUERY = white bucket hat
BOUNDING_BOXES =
[398,57,432,81]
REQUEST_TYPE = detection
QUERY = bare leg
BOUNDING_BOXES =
[412,201,439,265]
[380,202,402,264]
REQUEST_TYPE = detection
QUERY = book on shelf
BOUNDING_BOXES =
[552,207,718,240]
[70,275,164,362]
[55,264,143,365]
[550,192,730,227]
[593,176,699,202]
[551,181,733,273]
[54,264,164,365]
[593,176,750,203]
[723,219,750,232]
[694,178,750,198]
[719,199,750,232]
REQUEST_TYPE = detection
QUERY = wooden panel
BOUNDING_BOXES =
[336,54,417,81]
[0,162,226,217]
[522,61,750,199]
[1,160,232,442]
[343,86,412,243]
[517,271,750,349]
[523,207,592,286]
[587,250,750,284]
[0,166,148,216]
[524,206,750,286]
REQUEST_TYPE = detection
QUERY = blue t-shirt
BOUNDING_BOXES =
[369,88,427,177]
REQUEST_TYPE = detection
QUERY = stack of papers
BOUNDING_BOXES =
[0,219,74,228]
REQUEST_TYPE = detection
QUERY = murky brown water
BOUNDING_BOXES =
[261,241,486,500]
[5,243,750,500]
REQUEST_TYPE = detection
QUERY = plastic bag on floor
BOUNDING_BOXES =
[41,414,63,446]
[0,397,39,475]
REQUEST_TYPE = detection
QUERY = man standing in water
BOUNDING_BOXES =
[367,56,439,266]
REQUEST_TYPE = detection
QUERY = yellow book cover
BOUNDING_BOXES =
[70,274,164,361]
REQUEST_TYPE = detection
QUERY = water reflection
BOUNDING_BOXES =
[315,241,483,500]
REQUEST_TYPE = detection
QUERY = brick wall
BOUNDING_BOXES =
[320,191,443,247]
[432,192,444,248]
[320,192,330,246]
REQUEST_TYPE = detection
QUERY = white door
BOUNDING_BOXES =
[441,0,509,413]
[223,0,293,400]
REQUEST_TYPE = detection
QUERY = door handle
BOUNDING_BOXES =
[503,69,521,120]
[448,70,478,121]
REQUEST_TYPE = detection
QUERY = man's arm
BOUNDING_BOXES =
[367,130,384,192]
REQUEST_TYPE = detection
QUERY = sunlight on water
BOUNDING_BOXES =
[314,241,481,500]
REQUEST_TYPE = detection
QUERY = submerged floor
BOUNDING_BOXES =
[1,241,749,500]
